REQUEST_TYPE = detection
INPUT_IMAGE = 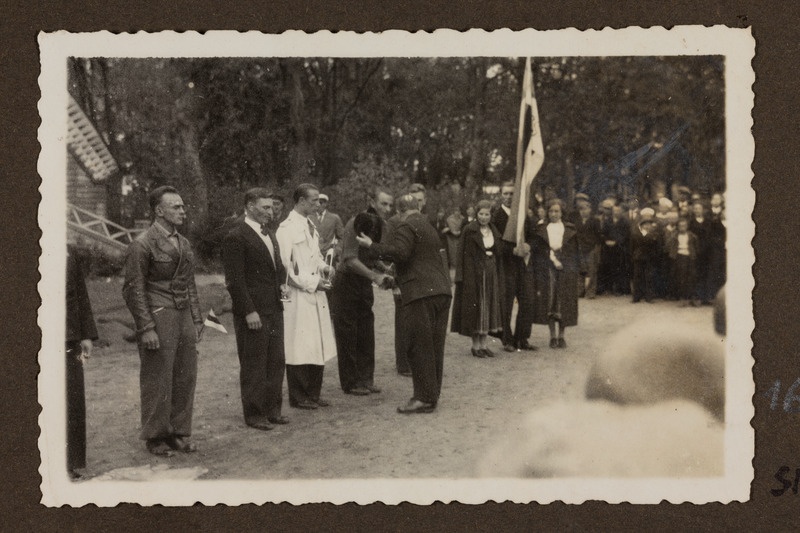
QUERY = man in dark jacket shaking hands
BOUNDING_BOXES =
[356,194,452,414]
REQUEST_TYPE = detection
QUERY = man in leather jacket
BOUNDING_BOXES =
[123,185,203,457]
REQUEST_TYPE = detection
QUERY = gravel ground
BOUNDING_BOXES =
[80,275,714,480]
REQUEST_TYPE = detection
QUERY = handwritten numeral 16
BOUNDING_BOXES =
[764,379,800,412]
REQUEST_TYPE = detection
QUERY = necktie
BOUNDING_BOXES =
[260,224,275,262]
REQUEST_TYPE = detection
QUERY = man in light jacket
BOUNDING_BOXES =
[276,183,337,410]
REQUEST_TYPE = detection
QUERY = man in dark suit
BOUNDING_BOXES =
[66,246,98,479]
[385,205,411,376]
[330,187,393,396]
[598,202,631,295]
[123,186,204,456]
[630,216,660,303]
[223,188,289,430]
[569,193,603,299]
[387,183,431,377]
[689,200,713,305]
[356,194,452,414]
[492,181,536,352]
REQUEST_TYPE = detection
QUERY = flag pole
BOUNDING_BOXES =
[504,57,545,256]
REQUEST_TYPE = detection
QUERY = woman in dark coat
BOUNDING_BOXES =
[531,198,579,348]
[451,200,504,357]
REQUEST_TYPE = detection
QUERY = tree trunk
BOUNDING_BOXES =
[564,154,575,206]
[176,126,209,236]
[464,59,488,192]
[286,61,313,181]
[96,59,124,226]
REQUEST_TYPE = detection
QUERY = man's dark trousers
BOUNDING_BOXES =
[138,307,197,440]
[233,312,285,423]
[332,272,375,391]
[66,341,86,471]
[393,293,411,373]
[405,294,451,405]
[286,365,324,405]
[500,251,532,347]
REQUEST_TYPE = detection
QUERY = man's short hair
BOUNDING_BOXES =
[149,185,179,212]
[267,193,285,203]
[292,183,319,204]
[244,187,272,206]
[368,186,392,201]
[500,181,515,191]
[574,192,591,204]
[408,183,426,194]
[396,194,419,213]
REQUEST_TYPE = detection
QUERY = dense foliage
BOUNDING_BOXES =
[69,55,724,245]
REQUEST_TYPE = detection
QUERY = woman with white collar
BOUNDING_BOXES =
[531,198,580,348]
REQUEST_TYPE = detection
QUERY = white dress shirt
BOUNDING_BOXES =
[244,215,276,263]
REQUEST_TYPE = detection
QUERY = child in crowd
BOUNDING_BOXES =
[630,216,659,303]
[667,217,698,306]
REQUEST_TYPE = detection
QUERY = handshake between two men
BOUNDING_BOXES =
[354,231,394,291]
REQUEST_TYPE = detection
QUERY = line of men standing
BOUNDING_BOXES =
[224,184,338,433]
[120,181,452,458]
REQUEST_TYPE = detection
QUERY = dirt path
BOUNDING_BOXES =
[82,277,714,479]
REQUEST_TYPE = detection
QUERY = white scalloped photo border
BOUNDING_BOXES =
[37,27,755,506]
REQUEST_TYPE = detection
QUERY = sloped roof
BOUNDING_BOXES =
[67,94,119,182]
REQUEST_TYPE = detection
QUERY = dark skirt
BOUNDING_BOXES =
[476,256,503,335]
[547,265,563,320]
[533,262,579,327]
[446,234,460,269]
[452,255,503,337]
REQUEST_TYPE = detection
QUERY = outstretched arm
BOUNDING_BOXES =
[357,222,416,264]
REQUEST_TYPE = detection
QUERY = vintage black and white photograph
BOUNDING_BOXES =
[38,28,754,505]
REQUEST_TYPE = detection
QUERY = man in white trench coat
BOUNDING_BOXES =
[276,183,337,409]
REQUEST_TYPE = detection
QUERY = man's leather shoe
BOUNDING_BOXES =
[346,387,370,396]
[267,416,290,425]
[557,338,567,348]
[247,421,275,431]
[366,385,382,393]
[549,338,558,349]
[166,435,197,453]
[471,348,486,358]
[397,399,435,414]
[313,398,330,407]
[294,400,318,410]
[480,348,496,358]
[519,341,538,351]
[503,344,517,353]
[146,439,174,457]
